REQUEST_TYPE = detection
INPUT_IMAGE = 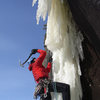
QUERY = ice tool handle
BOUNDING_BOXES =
[20,52,33,67]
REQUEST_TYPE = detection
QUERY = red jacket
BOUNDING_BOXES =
[28,49,52,83]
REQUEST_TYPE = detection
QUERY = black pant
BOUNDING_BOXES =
[40,82,70,100]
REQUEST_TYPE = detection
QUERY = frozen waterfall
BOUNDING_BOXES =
[32,0,84,100]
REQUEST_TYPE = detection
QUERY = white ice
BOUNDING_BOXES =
[32,0,84,100]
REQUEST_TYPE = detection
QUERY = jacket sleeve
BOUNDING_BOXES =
[28,64,32,71]
[35,49,46,65]
[45,62,52,73]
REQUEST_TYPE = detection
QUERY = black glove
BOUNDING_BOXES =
[31,49,38,54]
[48,56,52,62]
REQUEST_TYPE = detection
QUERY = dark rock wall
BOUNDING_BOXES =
[80,39,100,100]
[67,0,100,100]
[67,0,100,53]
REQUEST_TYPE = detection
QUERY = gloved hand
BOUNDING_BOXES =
[48,56,52,62]
[31,49,38,54]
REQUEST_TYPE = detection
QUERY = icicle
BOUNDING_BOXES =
[32,0,52,24]
[32,0,37,7]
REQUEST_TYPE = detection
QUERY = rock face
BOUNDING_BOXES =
[67,0,100,100]
[80,40,100,100]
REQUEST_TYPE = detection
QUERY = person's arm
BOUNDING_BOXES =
[28,64,32,71]
[35,49,46,65]
[46,62,52,73]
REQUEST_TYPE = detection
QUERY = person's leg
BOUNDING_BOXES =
[35,78,51,100]
[34,83,43,99]
[48,82,70,100]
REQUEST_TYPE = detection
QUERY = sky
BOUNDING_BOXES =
[0,0,47,100]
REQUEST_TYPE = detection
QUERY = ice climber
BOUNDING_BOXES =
[29,49,71,100]
[28,49,52,99]
[20,49,70,100]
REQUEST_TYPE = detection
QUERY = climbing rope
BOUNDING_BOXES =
[52,82,58,100]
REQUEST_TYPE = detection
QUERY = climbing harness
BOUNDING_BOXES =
[34,78,50,99]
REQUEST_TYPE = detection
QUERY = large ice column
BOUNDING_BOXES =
[45,1,83,100]
[32,0,84,100]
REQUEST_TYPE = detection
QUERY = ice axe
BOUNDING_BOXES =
[19,49,38,67]
[19,53,33,67]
